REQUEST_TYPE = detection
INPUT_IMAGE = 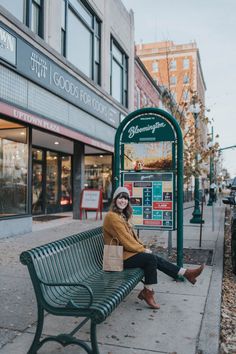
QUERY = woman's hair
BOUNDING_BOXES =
[110,192,133,220]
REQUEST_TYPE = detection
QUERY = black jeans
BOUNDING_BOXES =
[124,253,181,285]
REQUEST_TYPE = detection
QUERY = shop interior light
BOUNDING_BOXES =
[54,141,59,145]
[99,155,103,157]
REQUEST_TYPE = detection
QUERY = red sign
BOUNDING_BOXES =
[124,182,133,197]
[144,220,162,226]
[153,202,172,210]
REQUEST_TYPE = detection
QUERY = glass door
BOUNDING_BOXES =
[46,151,59,213]
[32,162,43,214]
[60,155,72,209]
[32,148,72,214]
[32,148,44,215]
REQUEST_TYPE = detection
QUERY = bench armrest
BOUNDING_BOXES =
[39,279,94,308]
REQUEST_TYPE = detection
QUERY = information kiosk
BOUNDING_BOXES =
[114,108,184,267]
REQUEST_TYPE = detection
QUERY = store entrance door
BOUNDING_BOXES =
[32,161,44,214]
[32,148,72,214]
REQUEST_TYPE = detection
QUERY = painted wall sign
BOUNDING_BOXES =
[0,22,120,128]
[123,172,174,229]
[122,115,175,143]
[0,101,114,152]
[0,25,16,66]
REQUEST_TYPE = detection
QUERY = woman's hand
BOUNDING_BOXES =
[144,248,152,254]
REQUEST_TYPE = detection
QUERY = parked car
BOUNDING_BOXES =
[222,180,236,274]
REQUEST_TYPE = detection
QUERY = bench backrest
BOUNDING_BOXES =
[20,226,104,289]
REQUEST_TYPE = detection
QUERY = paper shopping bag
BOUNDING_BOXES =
[103,239,123,272]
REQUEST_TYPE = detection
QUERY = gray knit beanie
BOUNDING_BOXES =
[113,186,130,200]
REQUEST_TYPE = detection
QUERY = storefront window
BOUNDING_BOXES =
[32,148,43,160]
[0,119,28,217]
[84,155,112,207]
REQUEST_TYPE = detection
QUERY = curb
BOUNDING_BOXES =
[196,209,224,354]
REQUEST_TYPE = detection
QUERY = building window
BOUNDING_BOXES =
[61,0,66,56]
[136,87,141,109]
[170,76,177,85]
[31,0,43,36]
[66,0,101,84]
[110,38,128,107]
[153,76,158,84]
[171,91,177,101]
[142,94,147,107]
[169,60,176,70]
[183,74,189,84]
[0,119,29,217]
[183,90,189,101]
[183,58,189,69]
[152,61,158,72]
[0,0,25,22]
[0,0,44,37]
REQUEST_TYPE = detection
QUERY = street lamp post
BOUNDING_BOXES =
[189,102,204,224]
[207,127,214,206]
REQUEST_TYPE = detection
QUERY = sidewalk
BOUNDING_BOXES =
[0,202,225,354]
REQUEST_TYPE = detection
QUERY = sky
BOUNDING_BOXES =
[122,0,236,178]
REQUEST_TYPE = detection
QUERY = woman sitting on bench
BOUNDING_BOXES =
[103,187,204,310]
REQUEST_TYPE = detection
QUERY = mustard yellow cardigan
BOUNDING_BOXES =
[103,211,146,260]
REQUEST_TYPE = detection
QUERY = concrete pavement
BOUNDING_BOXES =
[0,201,225,354]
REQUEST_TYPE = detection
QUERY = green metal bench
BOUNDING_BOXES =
[20,226,144,354]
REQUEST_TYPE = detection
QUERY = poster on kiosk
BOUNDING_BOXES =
[115,108,179,231]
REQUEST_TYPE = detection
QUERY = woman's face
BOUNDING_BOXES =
[115,193,129,210]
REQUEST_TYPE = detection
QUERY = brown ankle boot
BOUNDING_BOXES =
[138,288,160,309]
[184,264,205,284]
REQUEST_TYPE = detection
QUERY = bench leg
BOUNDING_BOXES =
[91,322,100,354]
[38,334,93,353]
[27,305,44,354]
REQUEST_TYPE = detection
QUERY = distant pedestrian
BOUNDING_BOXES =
[210,182,217,202]
[103,186,204,309]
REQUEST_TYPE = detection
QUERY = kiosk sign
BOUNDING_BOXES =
[115,108,184,266]
[123,172,174,229]
[121,115,175,143]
